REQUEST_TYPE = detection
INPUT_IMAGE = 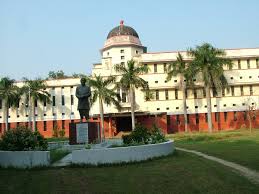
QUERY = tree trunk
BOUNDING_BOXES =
[99,97,105,142]
[4,101,9,131]
[130,85,136,130]
[205,85,213,132]
[181,76,188,133]
[32,100,36,131]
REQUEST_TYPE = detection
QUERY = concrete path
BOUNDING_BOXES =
[176,147,259,185]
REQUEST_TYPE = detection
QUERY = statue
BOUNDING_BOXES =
[76,78,91,122]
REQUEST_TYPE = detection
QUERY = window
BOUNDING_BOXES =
[44,121,47,131]
[156,90,159,100]
[256,59,259,68]
[250,85,253,95]
[121,56,125,60]
[62,120,65,129]
[222,87,225,97]
[175,89,178,99]
[215,112,219,122]
[234,111,237,121]
[157,108,160,110]
[240,86,244,96]
[163,63,167,73]
[52,96,56,106]
[154,64,157,73]
[203,88,206,98]
[243,111,247,120]
[107,52,109,56]
[120,49,124,53]
[165,89,169,100]
[121,89,127,103]
[231,86,235,96]
[205,113,208,122]
[136,50,139,54]
[17,122,19,127]
[193,89,197,99]
[176,115,180,124]
[34,99,37,107]
[0,99,2,109]
[212,88,217,97]
[187,114,189,124]
[238,60,241,69]
[62,95,65,106]
[224,112,228,122]
[155,81,158,83]
[44,99,46,107]
[185,89,188,99]
[71,95,74,105]
[196,114,199,124]
[247,59,250,69]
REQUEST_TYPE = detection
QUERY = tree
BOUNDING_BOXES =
[0,77,21,131]
[72,73,87,78]
[48,70,68,79]
[23,78,51,131]
[187,43,232,132]
[87,74,121,142]
[243,97,258,133]
[114,59,149,130]
[167,53,189,132]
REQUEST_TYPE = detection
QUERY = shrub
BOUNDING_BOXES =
[0,126,48,151]
[122,124,166,146]
[52,123,59,137]
[59,129,65,138]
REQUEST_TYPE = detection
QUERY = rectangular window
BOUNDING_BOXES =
[196,114,199,124]
[243,111,247,120]
[0,99,2,109]
[156,90,159,100]
[193,89,197,99]
[224,112,228,122]
[71,95,74,105]
[231,86,235,96]
[175,89,178,99]
[238,60,241,69]
[44,99,47,107]
[256,59,259,68]
[163,63,167,73]
[154,64,157,73]
[122,89,127,103]
[34,99,37,107]
[215,112,219,122]
[120,49,124,53]
[250,85,253,95]
[205,113,208,123]
[187,114,189,124]
[247,59,250,69]
[44,121,47,131]
[185,89,188,99]
[62,95,65,106]
[212,88,217,97]
[52,96,55,106]
[17,122,19,127]
[165,89,169,100]
[62,120,65,129]
[240,86,244,96]
[176,115,180,125]
[203,88,206,98]
[222,87,225,97]
[121,56,125,60]
[234,111,237,121]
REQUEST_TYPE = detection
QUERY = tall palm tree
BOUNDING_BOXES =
[167,53,189,132]
[0,77,21,131]
[23,78,51,131]
[114,59,149,130]
[187,43,232,132]
[87,75,121,142]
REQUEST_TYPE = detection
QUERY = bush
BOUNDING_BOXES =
[59,129,65,138]
[122,124,166,146]
[0,126,48,151]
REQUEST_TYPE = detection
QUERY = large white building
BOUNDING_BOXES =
[1,21,259,137]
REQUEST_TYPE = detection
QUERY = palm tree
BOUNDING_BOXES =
[114,59,149,130]
[187,43,232,132]
[167,53,189,132]
[0,77,21,131]
[23,78,51,131]
[87,74,121,142]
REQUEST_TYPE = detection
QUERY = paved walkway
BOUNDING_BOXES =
[176,147,259,185]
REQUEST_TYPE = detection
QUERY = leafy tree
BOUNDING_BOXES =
[187,43,232,132]
[167,53,189,132]
[23,78,51,131]
[114,59,149,130]
[87,74,121,141]
[72,73,87,78]
[48,70,68,79]
[0,77,21,131]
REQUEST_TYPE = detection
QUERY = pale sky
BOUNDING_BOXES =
[1,0,259,80]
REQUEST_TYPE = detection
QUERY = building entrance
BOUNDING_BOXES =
[116,117,132,132]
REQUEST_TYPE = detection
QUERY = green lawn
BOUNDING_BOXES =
[170,129,259,171]
[0,151,259,194]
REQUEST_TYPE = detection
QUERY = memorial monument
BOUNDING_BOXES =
[69,78,99,144]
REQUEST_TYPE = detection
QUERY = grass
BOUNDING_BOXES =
[169,129,259,171]
[50,149,70,164]
[0,151,259,194]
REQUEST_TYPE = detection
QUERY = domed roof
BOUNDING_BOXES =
[107,21,139,39]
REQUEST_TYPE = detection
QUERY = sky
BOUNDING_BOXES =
[1,0,259,80]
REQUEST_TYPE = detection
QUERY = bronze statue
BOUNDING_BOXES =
[76,78,91,122]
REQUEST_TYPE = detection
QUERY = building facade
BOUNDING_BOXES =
[1,21,259,138]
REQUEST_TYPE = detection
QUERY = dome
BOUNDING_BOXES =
[107,21,139,39]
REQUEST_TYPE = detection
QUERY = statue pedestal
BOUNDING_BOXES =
[69,122,99,145]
